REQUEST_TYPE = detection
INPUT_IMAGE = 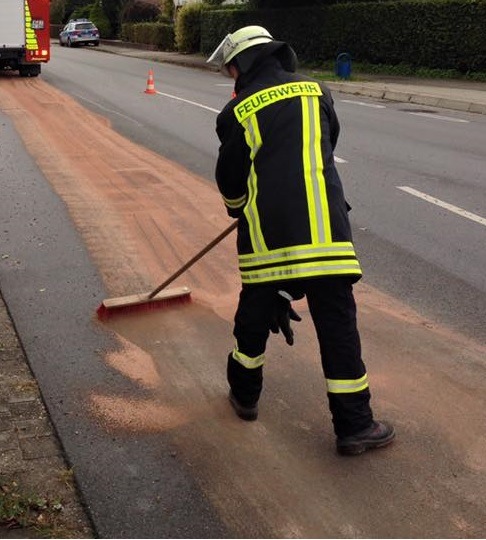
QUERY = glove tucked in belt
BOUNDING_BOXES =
[270,290,302,346]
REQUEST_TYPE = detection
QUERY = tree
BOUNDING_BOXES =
[160,0,174,21]
[90,0,114,36]
[101,0,126,34]
[50,0,66,24]
[63,0,91,21]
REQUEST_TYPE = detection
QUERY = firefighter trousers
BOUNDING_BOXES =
[227,277,373,437]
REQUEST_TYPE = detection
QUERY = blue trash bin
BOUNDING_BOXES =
[336,52,352,79]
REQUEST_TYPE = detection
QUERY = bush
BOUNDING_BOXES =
[89,2,114,38]
[175,2,205,53]
[122,22,175,51]
[159,0,174,23]
[248,0,331,6]
[201,1,486,72]
[152,23,175,50]
[120,0,160,23]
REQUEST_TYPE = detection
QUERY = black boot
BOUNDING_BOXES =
[228,391,258,421]
[227,353,262,421]
[336,421,395,456]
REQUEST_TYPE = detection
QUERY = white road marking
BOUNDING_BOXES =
[155,91,220,113]
[340,98,469,123]
[408,112,469,123]
[340,99,386,109]
[74,93,143,126]
[397,186,486,227]
[155,91,348,163]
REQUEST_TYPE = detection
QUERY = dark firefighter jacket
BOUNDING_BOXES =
[215,53,362,286]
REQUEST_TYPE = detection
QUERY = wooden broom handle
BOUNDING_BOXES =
[148,220,238,299]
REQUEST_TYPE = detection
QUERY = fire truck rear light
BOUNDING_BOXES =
[41,50,48,56]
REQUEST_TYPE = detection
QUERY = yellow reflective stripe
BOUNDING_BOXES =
[241,260,362,284]
[326,374,369,394]
[302,96,331,244]
[223,193,247,209]
[234,81,323,123]
[232,347,265,369]
[301,96,317,239]
[311,96,332,243]
[24,0,38,50]
[239,242,357,267]
[242,116,267,253]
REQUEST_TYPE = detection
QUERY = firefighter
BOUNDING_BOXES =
[207,26,395,455]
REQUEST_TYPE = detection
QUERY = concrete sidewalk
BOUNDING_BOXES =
[96,40,486,115]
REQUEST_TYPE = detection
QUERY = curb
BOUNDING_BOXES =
[326,81,486,115]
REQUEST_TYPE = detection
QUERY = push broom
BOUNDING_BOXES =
[97,220,238,320]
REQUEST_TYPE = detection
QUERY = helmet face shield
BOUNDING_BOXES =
[207,26,274,73]
[206,34,232,71]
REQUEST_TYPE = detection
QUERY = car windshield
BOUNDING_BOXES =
[75,23,95,30]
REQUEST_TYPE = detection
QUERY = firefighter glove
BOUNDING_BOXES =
[270,290,302,346]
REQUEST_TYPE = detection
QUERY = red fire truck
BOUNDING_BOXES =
[0,0,50,77]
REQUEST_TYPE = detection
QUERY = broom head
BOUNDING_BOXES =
[97,286,191,320]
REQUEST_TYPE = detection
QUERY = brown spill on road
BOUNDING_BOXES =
[1,76,485,537]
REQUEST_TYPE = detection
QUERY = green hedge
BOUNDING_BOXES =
[175,3,205,53]
[122,22,175,51]
[201,1,486,72]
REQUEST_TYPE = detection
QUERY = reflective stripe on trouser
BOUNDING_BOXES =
[326,374,369,394]
[232,346,265,369]
[228,347,265,406]
[227,353,263,408]
[305,278,373,437]
[229,278,373,436]
[227,286,277,407]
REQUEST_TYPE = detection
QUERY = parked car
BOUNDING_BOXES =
[59,19,100,47]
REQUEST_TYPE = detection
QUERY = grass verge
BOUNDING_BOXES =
[301,60,486,83]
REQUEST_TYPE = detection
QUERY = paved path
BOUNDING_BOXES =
[0,292,92,538]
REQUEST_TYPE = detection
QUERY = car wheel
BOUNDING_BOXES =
[94,41,99,47]
[67,38,73,47]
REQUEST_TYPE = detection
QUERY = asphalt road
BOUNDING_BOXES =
[0,108,228,538]
[44,45,222,179]
[43,44,486,344]
[1,43,485,538]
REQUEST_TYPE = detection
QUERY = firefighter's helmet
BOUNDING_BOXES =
[207,26,274,71]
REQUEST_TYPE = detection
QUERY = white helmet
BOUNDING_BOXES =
[207,25,274,71]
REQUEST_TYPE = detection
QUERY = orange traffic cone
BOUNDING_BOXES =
[144,69,156,95]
